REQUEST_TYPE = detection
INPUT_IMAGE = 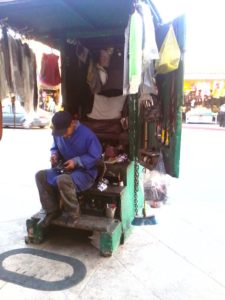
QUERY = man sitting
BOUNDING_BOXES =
[35,111,102,227]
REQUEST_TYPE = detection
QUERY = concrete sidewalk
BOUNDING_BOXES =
[1,186,225,300]
[182,122,225,131]
[0,127,225,299]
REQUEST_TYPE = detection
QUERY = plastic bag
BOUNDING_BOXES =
[155,25,181,74]
[143,169,169,203]
[143,152,169,203]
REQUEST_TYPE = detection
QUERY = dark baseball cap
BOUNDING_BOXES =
[51,111,73,136]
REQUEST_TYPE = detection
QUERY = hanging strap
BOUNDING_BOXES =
[169,72,176,133]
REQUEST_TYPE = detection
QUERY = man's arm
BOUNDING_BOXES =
[50,138,60,166]
[73,135,102,169]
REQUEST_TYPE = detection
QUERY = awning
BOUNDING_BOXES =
[0,0,134,47]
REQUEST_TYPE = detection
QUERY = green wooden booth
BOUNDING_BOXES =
[0,0,185,256]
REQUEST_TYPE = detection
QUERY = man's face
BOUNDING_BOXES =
[62,120,76,138]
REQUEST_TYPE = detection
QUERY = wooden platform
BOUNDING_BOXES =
[32,210,120,233]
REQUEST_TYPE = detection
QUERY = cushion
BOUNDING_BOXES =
[83,117,123,134]
[87,94,126,120]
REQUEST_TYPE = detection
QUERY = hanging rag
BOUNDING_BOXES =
[0,49,9,100]
[124,1,159,95]
[128,9,143,94]
[39,53,61,86]
[137,2,159,67]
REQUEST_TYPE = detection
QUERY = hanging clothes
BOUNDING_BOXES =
[0,42,9,100]
[123,16,131,95]
[138,2,159,67]
[123,1,159,95]
[138,2,159,95]
[75,41,89,65]
[21,43,37,113]
[128,9,143,94]
[87,56,102,94]
[1,27,13,93]
[39,53,61,87]
[0,28,38,113]
[8,35,24,101]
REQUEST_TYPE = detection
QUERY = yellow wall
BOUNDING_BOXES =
[184,80,225,98]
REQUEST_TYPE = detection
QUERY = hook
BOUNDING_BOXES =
[25,28,34,34]
[131,0,138,13]
[19,26,29,33]
[67,38,77,46]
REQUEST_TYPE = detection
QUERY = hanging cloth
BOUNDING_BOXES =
[124,2,159,95]
[138,2,159,95]
[138,2,159,67]
[128,10,143,94]
[0,48,9,100]
[22,43,37,113]
[39,53,61,86]
[1,27,13,93]
[8,35,24,102]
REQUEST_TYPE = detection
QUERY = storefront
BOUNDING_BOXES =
[184,79,225,109]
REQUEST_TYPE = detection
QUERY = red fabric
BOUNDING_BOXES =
[39,53,61,86]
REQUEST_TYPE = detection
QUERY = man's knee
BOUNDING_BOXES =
[35,170,47,183]
[56,174,74,188]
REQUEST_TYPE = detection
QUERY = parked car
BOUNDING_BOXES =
[2,101,51,129]
[185,107,218,124]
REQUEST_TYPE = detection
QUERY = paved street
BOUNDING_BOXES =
[0,128,52,222]
[0,124,225,299]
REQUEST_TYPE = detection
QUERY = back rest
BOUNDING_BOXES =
[95,159,106,183]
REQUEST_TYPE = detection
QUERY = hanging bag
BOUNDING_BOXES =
[140,94,161,122]
[155,25,181,74]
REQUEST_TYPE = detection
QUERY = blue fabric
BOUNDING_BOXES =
[47,123,102,192]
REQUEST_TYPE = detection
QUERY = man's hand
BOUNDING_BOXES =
[50,154,58,167]
[63,159,76,171]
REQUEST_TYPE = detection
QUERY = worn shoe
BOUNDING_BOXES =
[37,211,61,228]
[60,208,80,226]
